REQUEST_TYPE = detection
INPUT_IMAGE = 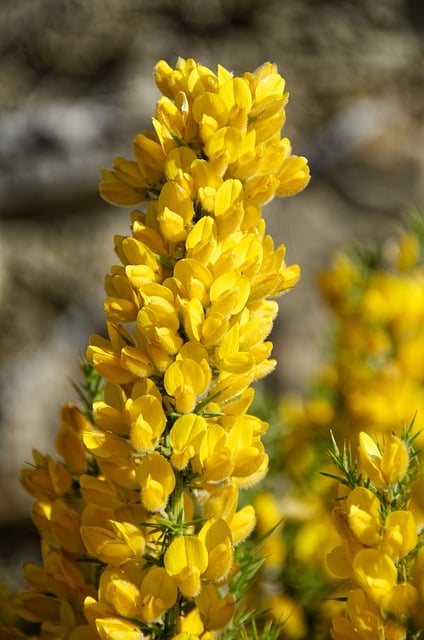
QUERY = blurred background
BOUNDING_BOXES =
[0,0,423,588]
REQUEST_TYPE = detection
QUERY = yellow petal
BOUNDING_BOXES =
[96,617,144,640]
[192,92,228,127]
[205,126,243,165]
[13,592,61,624]
[275,155,310,196]
[99,169,146,206]
[195,584,235,630]
[353,549,397,604]
[164,536,208,597]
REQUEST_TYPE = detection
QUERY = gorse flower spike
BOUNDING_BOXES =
[13,57,309,640]
[327,428,424,639]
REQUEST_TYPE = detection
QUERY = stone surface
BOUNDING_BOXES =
[0,0,423,572]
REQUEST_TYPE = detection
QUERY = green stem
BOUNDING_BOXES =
[164,470,185,637]
[153,252,175,270]
[169,470,184,528]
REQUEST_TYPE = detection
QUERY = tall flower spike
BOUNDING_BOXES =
[13,57,309,640]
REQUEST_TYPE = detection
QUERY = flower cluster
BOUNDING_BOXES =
[278,217,424,482]
[327,428,424,639]
[12,57,309,640]
[316,226,424,445]
[244,216,424,639]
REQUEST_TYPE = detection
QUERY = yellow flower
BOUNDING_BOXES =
[202,484,256,544]
[331,588,385,639]
[381,510,418,561]
[55,404,90,476]
[99,458,139,492]
[191,424,233,483]
[83,596,117,631]
[99,167,148,207]
[198,518,234,583]
[100,565,177,624]
[101,570,142,620]
[13,592,61,624]
[156,180,194,242]
[265,595,307,640]
[177,606,204,636]
[227,504,257,544]
[87,323,136,385]
[80,521,145,565]
[164,536,208,598]
[381,582,419,618]
[136,452,176,512]
[358,432,409,490]
[215,324,254,375]
[326,545,355,580]
[226,415,268,485]
[83,430,133,462]
[21,451,72,499]
[128,394,167,453]
[164,358,210,414]
[194,584,235,631]
[79,475,128,511]
[347,487,381,547]
[168,257,213,307]
[102,57,309,212]
[168,414,207,470]
[352,549,397,605]
[104,266,140,322]
[23,542,93,603]
[49,499,85,554]
[253,492,285,569]
[138,566,178,623]
[209,272,250,317]
[15,56,309,639]
[95,616,144,640]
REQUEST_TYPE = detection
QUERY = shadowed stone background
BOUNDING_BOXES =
[0,0,423,588]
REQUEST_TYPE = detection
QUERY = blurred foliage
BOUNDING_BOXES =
[248,212,424,639]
